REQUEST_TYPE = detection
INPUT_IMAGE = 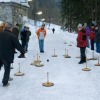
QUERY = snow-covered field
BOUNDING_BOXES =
[0,22,100,100]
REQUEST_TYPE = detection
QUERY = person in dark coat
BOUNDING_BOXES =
[90,24,95,50]
[26,27,31,52]
[83,23,90,48]
[20,26,27,50]
[52,28,55,34]
[12,23,19,38]
[0,23,25,87]
[12,23,20,53]
[77,23,88,64]
[95,25,100,53]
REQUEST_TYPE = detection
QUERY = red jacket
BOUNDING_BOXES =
[89,30,95,40]
[77,31,88,47]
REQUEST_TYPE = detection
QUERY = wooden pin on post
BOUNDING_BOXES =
[52,49,58,57]
[31,56,37,65]
[64,40,67,44]
[82,50,91,71]
[42,72,54,87]
[35,56,44,67]
[14,63,25,76]
[88,50,97,60]
[64,50,71,58]
[63,49,67,56]
[95,57,100,66]
[69,42,72,46]
[31,54,41,65]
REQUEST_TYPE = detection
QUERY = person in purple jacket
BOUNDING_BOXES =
[83,23,90,48]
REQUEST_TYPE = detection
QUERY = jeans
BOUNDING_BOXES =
[90,40,94,50]
[26,42,29,51]
[39,39,44,52]
[87,36,90,48]
[96,43,100,53]
[2,61,11,84]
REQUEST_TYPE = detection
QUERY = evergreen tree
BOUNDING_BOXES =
[60,0,100,31]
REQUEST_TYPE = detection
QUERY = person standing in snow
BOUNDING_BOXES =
[89,24,95,50]
[12,23,20,39]
[83,23,90,48]
[36,24,46,53]
[12,23,20,53]
[26,27,31,52]
[95,25,100,53]
[20,26,27,50]
[52,28,55,34]
[77,23,88,64]
[0,23,25,87]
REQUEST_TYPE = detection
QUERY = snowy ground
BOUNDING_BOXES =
[0,23,100,100]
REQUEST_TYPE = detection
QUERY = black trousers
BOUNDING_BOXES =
[22,40,26,50]
[90,40,94,50]
[80,47,86,59]
[2,61,11,84]
[0,60,3,70]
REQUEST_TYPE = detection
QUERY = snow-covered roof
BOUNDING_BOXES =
[0,0,30,7]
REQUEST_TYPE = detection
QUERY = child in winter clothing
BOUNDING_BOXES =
[77,23,88,64]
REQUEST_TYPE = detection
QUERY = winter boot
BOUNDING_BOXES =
[78,58,85,64]
[18,53,25,58]
[3,82,10,87]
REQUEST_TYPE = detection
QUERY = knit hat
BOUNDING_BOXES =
[84,23,87,27]
[77,23,82,28]
[42,24,45,27]
[16,23,19,26]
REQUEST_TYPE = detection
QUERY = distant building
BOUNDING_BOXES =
[0,0,29,25]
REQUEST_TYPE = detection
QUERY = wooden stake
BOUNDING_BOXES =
[82,49,91,71]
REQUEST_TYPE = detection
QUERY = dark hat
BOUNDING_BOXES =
[16,23,19,26]
[24,26,27,28]
[42,24,45,27]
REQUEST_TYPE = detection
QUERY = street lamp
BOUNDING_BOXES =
[36,11,43,15]
[34,11,43,26]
